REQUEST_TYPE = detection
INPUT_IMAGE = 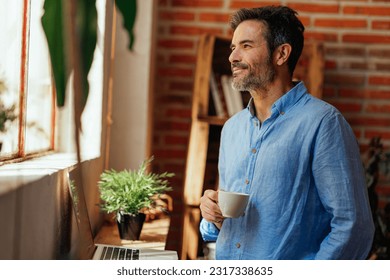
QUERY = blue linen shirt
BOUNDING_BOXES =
[200,82,374,260]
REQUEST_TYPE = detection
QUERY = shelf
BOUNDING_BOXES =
[197,115,227,126]
[181,34,228,259]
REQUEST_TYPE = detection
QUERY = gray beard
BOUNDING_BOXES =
[232,60,276,92]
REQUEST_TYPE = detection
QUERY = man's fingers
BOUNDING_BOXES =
[200,199,223,222]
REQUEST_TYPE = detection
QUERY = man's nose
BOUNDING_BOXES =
[229,48,240,63]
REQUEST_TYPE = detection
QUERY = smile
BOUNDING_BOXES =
[231,62,248,77]
[232,68,246,77]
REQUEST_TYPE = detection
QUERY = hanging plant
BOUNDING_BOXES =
[41,0,137,112]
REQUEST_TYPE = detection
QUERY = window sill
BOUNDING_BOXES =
[0,153,79,196]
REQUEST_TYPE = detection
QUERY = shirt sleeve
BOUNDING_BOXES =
[312,110,374,259]
[199,218,220,242]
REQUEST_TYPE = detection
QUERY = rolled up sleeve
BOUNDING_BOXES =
[200,218,220,242]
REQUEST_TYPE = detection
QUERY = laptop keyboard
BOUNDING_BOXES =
[100,246,140,260]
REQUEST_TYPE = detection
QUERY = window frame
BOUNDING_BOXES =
[0,0,56,165]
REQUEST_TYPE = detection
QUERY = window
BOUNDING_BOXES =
[0,0,55,162]
[0,0,106,163]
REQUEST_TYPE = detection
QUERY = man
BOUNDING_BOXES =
[199,6,374,260]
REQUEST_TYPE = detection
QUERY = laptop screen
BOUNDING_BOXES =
[67,167,97,259]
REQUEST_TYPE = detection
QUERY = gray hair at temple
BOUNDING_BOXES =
[230,6,305,75]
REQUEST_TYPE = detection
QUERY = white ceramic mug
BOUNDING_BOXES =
[218,190,249,218]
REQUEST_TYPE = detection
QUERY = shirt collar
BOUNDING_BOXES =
[246,81,308,118]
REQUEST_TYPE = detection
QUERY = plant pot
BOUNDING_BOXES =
[116,212,146,240]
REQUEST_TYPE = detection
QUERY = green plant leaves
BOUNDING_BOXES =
[115,0,137,50]
[41,0,97,112]
[41,0,137,112]
[98,157,174,215]
[76,0,97,110]
[41,0,68,107]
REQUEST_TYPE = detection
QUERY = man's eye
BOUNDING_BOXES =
[243,44,251,48]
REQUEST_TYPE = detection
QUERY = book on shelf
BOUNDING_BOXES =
[220,75,244,116]
[209,71,228,118]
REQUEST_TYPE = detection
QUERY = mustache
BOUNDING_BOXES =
[231,62,249,70]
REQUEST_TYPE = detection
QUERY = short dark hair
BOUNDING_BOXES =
[230,6,305,75]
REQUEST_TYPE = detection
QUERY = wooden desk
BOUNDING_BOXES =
[94,217,170,250]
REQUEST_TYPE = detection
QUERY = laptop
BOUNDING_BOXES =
[66,168,178,260]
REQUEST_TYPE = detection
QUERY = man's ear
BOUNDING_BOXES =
[275,44,292,66]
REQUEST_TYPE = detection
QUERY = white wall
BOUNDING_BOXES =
[109,0,156,171]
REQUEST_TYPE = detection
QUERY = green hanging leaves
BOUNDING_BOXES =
[76,0,97,111]
[115,0,137,50]
[41,0,137,111]
[41,0,69,107]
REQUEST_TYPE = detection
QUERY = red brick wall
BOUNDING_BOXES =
[152,0,390,254]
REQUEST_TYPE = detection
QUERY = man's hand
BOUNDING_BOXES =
[200,189,224,229]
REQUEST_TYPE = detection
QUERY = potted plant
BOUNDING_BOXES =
[98,156,174,240]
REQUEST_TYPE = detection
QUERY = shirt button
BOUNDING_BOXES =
[245,179,249,185]
[236,243,241,248]
[251,148,257,154]
[280,111,285,115]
